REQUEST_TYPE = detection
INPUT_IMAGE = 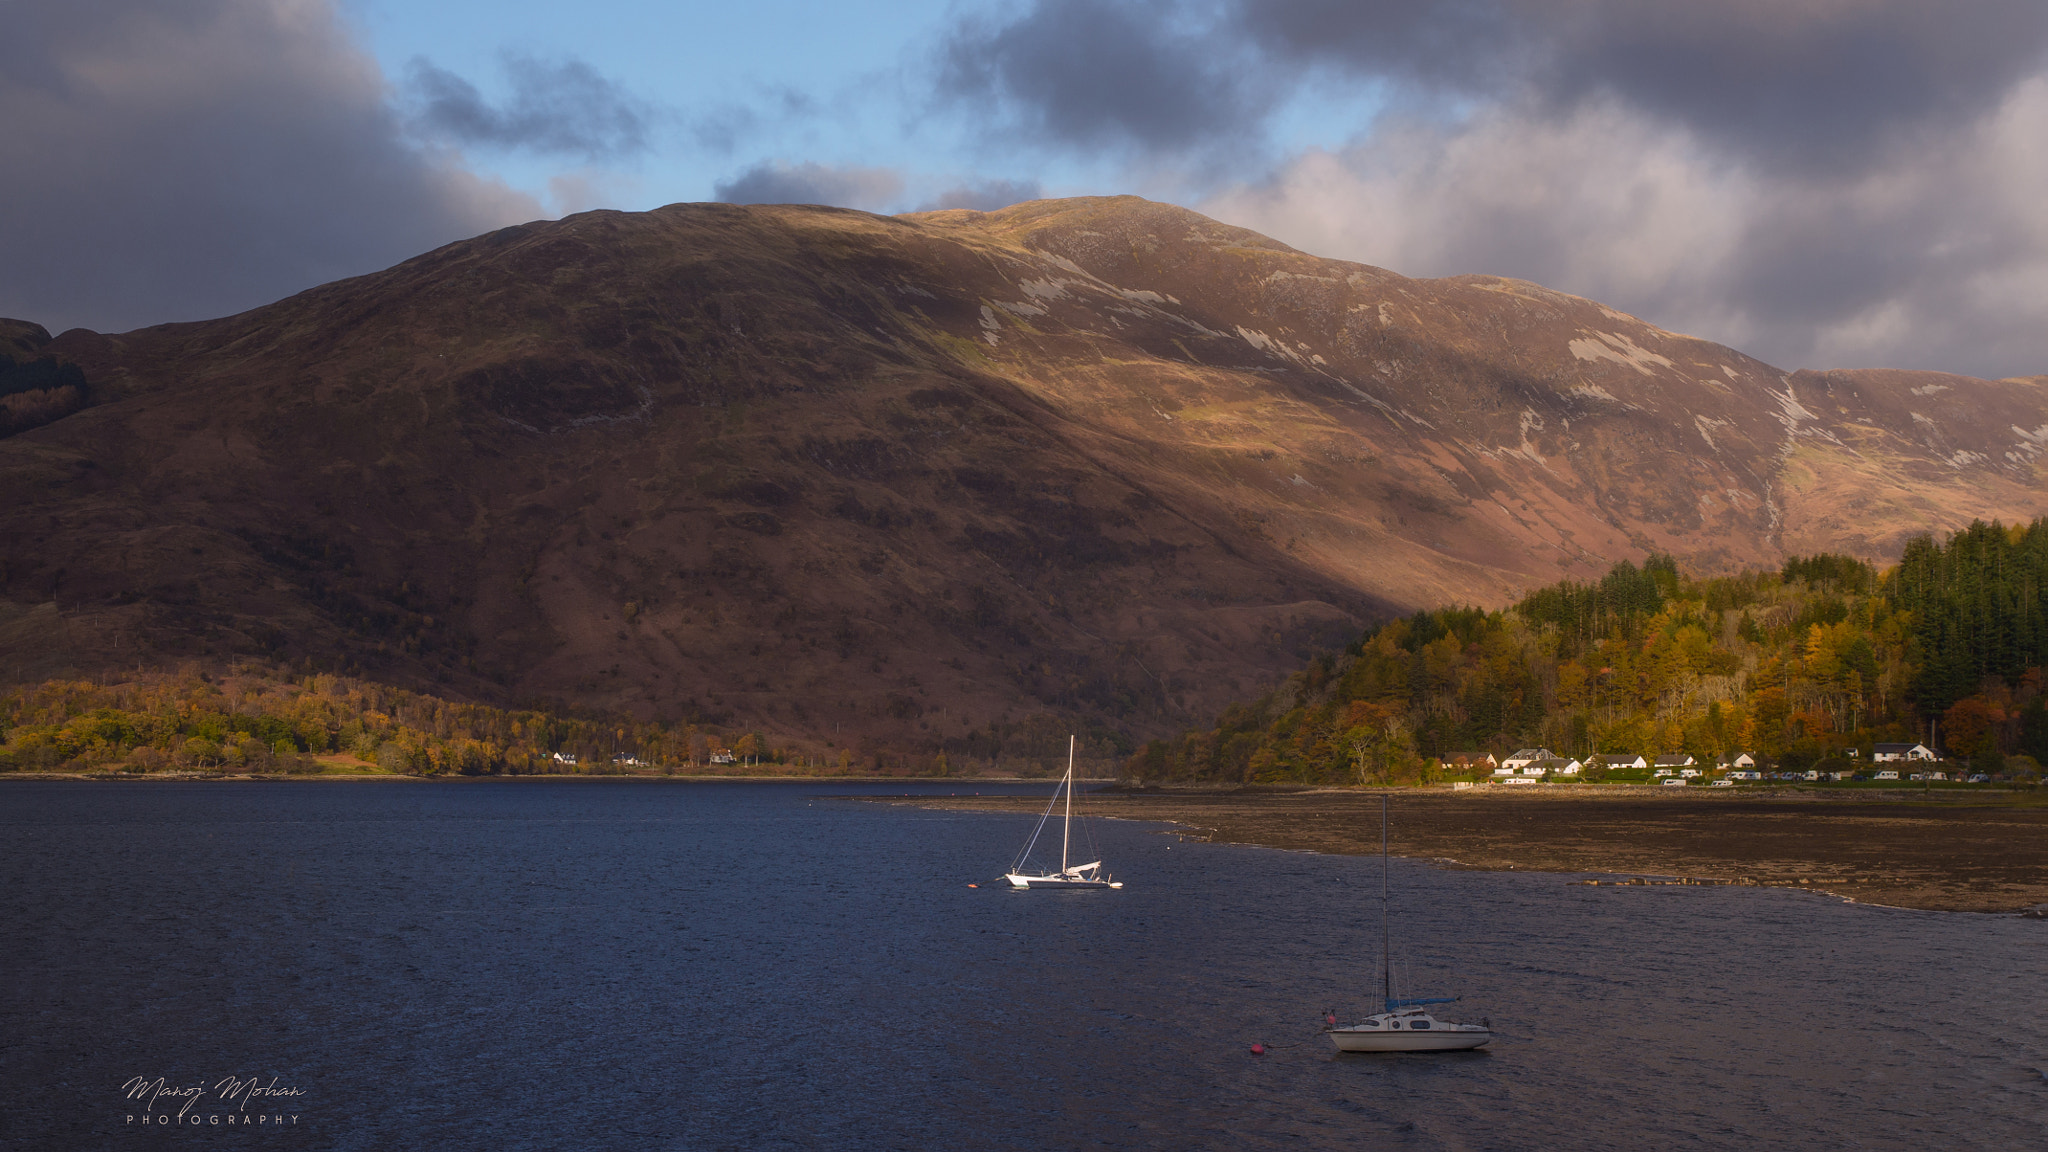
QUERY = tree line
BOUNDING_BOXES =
[0,660,1138,778]
[0,665,815,776]
[1127,519,2048,784]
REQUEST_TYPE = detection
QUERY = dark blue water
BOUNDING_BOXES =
[3,780,2044,1150]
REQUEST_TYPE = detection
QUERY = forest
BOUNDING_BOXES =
[1126,519,2048,785]
[0,664,1113,777]
[12,518,2048,782]
[0,667,860,776]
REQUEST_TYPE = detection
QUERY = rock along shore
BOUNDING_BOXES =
[879,786,2048,914]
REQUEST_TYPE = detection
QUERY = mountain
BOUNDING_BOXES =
[3,196,2046,752]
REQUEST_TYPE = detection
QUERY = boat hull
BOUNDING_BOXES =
[1327,1027,1490,1053]
[1003,873,1119,889]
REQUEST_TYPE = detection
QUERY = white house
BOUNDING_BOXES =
[1501,747,1557,771]
[1652,754,1697,770]
[1530,757,1583,777]
[1716,752,1756,769]
[550,751,578,765]
[1873,743,1937,762]
[1597,753,1650,770]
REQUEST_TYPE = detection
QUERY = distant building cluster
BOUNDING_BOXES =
[1452,743,1985,786]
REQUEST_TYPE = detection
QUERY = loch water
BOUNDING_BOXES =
[4,779,2044,1150]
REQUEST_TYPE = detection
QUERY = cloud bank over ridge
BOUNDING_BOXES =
[4,0,2047,380]
[943,0,2048,378]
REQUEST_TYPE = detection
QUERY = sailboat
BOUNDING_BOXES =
[1003,736,1122,889]
[1325,795,1490,1052]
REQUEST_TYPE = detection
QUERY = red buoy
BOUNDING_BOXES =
[967,883,978,888]
[1249,1043,1266,1055]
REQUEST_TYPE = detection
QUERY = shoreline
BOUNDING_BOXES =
[0,770,1112,784]
[872,787,2048,915]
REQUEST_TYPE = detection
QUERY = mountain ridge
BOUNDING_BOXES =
[3,195,2045,751]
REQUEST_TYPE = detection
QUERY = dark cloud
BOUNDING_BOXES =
[406,54,653,161]
[713,162,905,211]
[918,179,1043,212]
[944,1,2048,168]
[0,0,537,335]
[1536,3,2048,167]
[1225,0,1524,92]
[938,0,1279,153]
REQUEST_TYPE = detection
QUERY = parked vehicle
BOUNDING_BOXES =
[1875,770,1899,781]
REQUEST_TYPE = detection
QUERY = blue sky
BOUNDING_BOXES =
[338,0,1395,215]
[6,1,2048,379]
[343,0,984,210]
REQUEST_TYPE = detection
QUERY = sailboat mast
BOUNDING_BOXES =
[1062,735,1074,873]
[1381,793,1392,1011]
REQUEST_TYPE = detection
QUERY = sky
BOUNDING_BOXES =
[5,0,2048,379]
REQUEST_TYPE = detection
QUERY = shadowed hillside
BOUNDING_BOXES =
[3,196,2046,752]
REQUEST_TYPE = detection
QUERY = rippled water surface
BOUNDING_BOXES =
[5,780,2045,1150]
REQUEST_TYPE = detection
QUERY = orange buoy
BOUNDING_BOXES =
[967,883,978,888]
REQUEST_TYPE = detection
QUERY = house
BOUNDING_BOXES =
[1652,754,1696,770]
[1716,752,1756,769]
[1501,747,1557,771]
[709,750,737,765]
[1529,757,1583,776]
[1450,752,1498,770]
[1596,753,1650,770]
[612,755,645,768]
[550,751,578,765]
[1491,763,1517,776]
[1873,743,1937,762]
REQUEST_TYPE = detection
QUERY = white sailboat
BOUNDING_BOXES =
[1326,795,1490,1052]
[1003,736,1122,889]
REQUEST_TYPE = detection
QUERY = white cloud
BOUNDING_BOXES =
[1203,79,2048,377]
